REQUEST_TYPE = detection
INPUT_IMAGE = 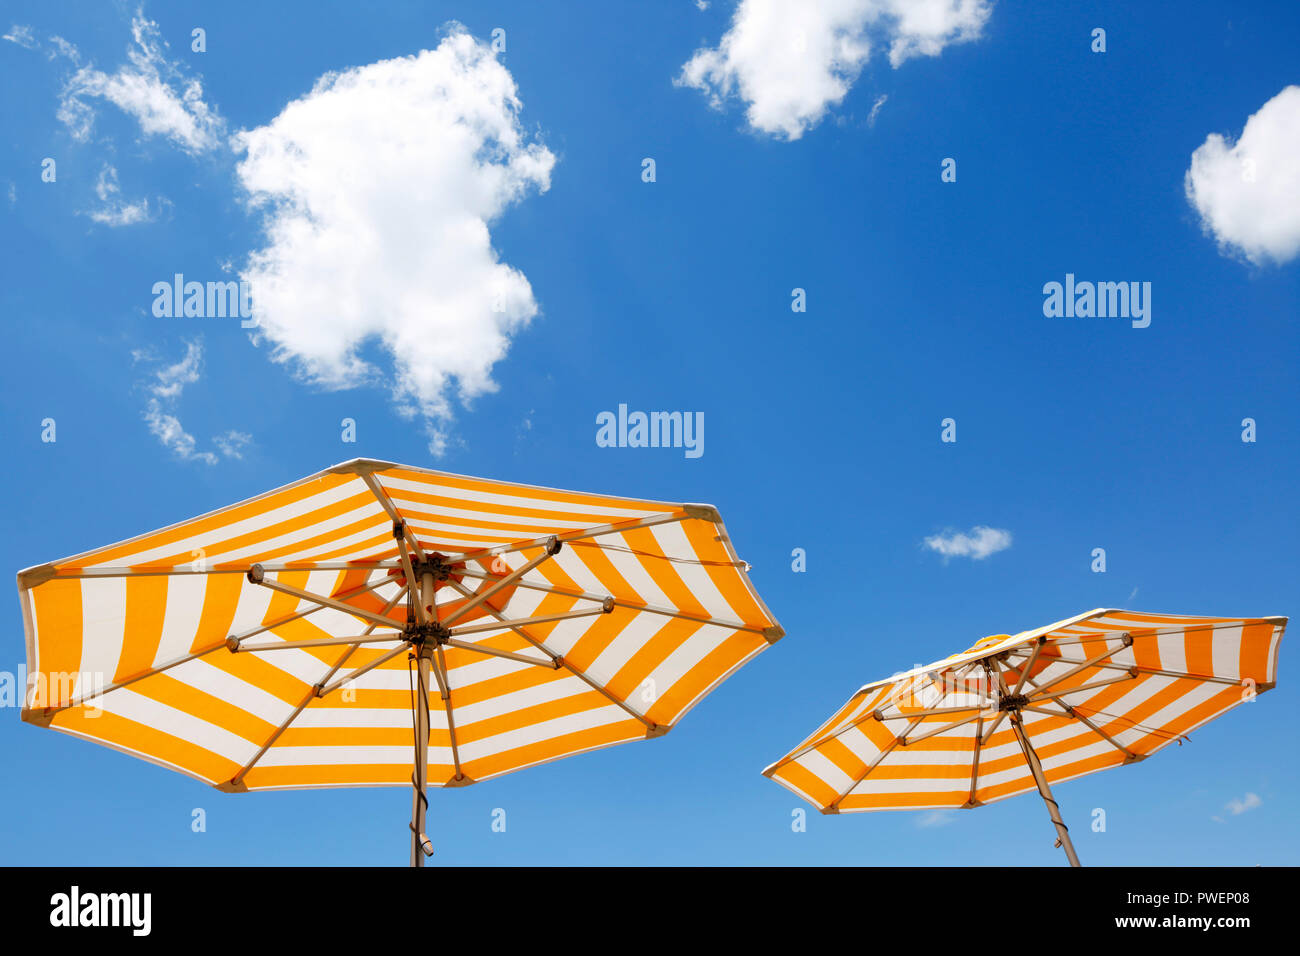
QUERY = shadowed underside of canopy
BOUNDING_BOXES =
[764,608,1284,864]
[19,459,783,798]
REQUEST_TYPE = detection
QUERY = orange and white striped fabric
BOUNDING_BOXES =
[764,608,1284,814]
[18,458,781,792]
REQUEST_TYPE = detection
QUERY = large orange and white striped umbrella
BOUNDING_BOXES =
[764,608,1285,865]
[18,458,782,864]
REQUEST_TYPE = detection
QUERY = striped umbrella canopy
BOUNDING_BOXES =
[763,608,1285,865]
[18,458,782,865]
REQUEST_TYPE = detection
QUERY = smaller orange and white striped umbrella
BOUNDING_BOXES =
[763,608,1286,865]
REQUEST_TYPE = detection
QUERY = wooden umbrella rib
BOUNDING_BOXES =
[229,575,396,642]
[32,561,400,580]
[361,473,424,561]
[1011,637,1046,695]
[441,540,560,627]
[251,572,402,631]
[1028,671,1138,703]
[1087,659,1246,686]
[981,664,1021,744]
[318,643,411,698]
[233,633,404,653]
[1048,620,1274,645]
[454,566,766,634]
[1019,670,1140,760]
[448,604,610,637]
[228,582,411,785]
[431,645,463,781]
[439,511,690,565]
[879,703,991,720]
[826,715,926,811]
[394,533,426,625]
[770,672,993,773]
[963,662,997,804]
[968,715,985,806]
[40,642,227,714]
[1028,636,1132,697]
[29,576,397,709]
[314,584,409,687]
[442,576,655,731]
[230,687,317,786]
[902,712,982,746]
[443,638,559,669]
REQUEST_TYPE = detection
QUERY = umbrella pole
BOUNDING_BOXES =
[409,642,433,867]
[409,563,439,867]
[1010,712,1082,867]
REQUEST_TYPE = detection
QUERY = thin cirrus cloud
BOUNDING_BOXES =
[1185,85,1300,267]
[915,809,957,828]
[134,341,250,465]
[923,526,1012,561]
[55,10,225,154]
[5,8,220,224]
[233,27,555,456]
[677,0,992,140]
[1,24,38,50]
[87,164,159,227]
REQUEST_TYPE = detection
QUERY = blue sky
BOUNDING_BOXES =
[2,0,1297,865]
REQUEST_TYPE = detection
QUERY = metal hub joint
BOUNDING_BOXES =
[412,555,455,582]
[407,621,450,648]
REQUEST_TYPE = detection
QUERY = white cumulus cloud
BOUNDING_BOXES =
[677,0,992,140]
[233,27,555,455]
[1185,86,1300,266]
[924,526,1012,561]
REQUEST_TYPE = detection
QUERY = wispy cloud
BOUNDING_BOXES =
[1213,792,1262,823]
[135,341,247,465]
[40,8,225,153]
[916,809,957,828]
[213,430,252,460]
[1185,85,1300,266]
[233,27,554,456]
[867,93,888,127]
[1227,792,1262,816]
[924,526,1012,561]
[677,0,992,140]
[86,164,157,226]
[2,24,38,50]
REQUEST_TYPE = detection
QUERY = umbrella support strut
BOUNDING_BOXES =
[1010,712,1081,867]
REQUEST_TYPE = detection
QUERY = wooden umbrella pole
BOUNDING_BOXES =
[409,565,438,868]
[1010,712,1081,867]
[409,643,433,867]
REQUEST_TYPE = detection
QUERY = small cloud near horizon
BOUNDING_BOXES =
[1213,791,1262,822]
[924,526,1012,561]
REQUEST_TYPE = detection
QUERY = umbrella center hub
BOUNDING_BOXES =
[408,622,450,647]
[998,693,1029,712]
[412,556,455,582]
